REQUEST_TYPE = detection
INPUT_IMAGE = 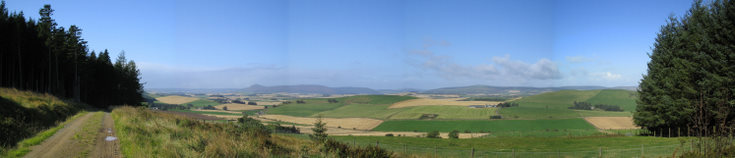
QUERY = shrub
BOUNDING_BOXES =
[448,130,459,139]
[385,133,393,137]
[322,139,392,158]
[426,131,440,138]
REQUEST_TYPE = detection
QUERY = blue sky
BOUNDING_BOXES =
[5,0,693,89]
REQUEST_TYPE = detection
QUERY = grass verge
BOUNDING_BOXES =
[0,111,88,157]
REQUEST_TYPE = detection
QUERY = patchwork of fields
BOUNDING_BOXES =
[158,89,640,138]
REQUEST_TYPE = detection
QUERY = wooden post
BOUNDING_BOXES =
[403,144,406,153]
[376,140,379,147]
[434,145,437,157]
[471,147,475,158]
[668,128,671,137]
[598,147,602,158]
[512,149,515,158]
[352,137,355,146]
[678,127,681,137]
[557,149,560,158]
[641,144,644,157]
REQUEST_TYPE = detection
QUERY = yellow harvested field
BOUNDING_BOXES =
[192,109,241,114]
[389,98,501,109]
[215,103,264,111]
[256,101,282,105]
[584,117,640,129]
[203,114,241,120]
[156,96,199,104]
[259,115,383,130]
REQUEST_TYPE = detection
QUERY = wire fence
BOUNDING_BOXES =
[344,139,699,158]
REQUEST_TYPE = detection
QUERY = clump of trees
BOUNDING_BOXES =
[635,0,735,156]
[327,99,338,103]
[568,101,623,112]
[496,102,519,108]
[0,2,143,107]
[296,100,306,104]
[426,131,440,138]
[247,101,257,105]
[448,130,459,139]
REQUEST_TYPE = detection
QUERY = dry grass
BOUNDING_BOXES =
[155,96,198,104]
[214,103,264,110]
[389,98,502,109]
[202,114,242,120]
[584,117,639,129]
[0,88,67,108]
[112,107,309,157]
[259,115,383,130]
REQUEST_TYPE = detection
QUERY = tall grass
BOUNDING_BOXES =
[113,106,397,157]
[0,88,86,153]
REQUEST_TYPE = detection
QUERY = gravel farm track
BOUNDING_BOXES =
[23,112,121,158]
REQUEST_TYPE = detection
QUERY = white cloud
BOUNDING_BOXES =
[565,56,592,63]
[592,72,622,80]
[409,48,561,81]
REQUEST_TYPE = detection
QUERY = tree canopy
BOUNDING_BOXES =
[0,2,143,107]
[635,0,735,137]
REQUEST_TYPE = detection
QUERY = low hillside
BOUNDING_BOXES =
[501,89,636,119]
[0,88,86,151]
[112,106,393,157]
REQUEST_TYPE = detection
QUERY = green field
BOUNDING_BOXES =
[372,119,596,133]
[584,89,638,112]
[265,99,345,117]
[266,95,417,118]
[500,89,637,119]
[327,135,691,157]
[185,99,221,107]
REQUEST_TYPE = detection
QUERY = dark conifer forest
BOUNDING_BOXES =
[0,2,143,107]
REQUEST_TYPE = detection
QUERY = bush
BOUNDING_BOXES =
[322,139,392,158]
[448,130,459,139]
[247,101,257,105]
[426,131,440,138]
[385,133,393,137]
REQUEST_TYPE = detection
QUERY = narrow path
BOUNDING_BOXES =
[90,112,121,158]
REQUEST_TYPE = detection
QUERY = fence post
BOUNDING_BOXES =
[434,145,437,157]
[598,147,602,158]
[557,149,560,158]
[668,128,671,137]
[641,144,644,157]
[403,144,406,153]
[352,137,355,146]
[678,127,681,137]
[512,149,515,158]
[376,140,379,147]
[471,147,475,158]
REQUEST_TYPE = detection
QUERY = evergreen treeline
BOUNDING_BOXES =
[568,101,623,112]
[635,0,735,137]
[496,102,518,108]
[0,2,143,107]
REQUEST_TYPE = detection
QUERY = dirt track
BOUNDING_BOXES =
[89,113,121,158]
[23,112,120,158]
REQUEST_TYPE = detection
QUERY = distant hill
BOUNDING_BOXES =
[242,84,380,94]
[422,85,635,96]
